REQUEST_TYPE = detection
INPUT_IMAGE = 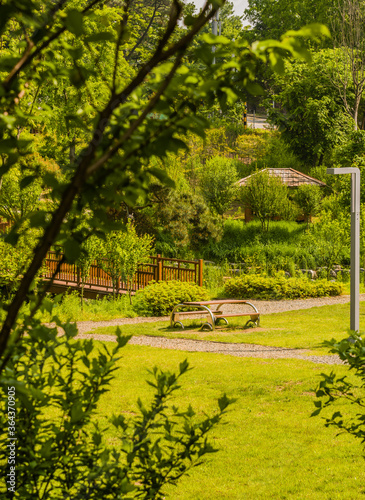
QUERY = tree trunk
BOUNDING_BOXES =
[69,136,76,164]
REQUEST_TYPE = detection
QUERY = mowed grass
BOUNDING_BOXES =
[87,301,365,355]
[92,342,365,499]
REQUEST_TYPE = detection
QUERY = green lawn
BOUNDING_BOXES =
[71,302,365,498]
[94,342,365,499]
[87,302,365,355]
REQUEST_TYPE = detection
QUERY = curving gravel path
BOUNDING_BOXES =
[75,332,342,365]
[66,294,364,365]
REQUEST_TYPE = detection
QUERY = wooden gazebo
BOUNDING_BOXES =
[235,168,326,222]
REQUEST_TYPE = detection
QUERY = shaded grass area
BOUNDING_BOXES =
[87,302,365,355]
[95,342,365,499]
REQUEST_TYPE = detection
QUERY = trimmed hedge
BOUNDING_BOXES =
[135,280,209,316]
[224,275,343,300]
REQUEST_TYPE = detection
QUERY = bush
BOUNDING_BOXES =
[313,334,365,456]
[0,313,231,499]
[135,281,209,316]
[199,156,239,217]
[224,274,342,300]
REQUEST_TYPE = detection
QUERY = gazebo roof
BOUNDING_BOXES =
[237,168,326,188]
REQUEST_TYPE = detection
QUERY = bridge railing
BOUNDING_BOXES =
[42,252,203,294]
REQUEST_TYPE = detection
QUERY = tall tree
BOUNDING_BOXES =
[331,0,365,130]
[241,169,293,232]
[294,184,323,226]
[199,156,239,218]
[244,0,334,40]
[269,49,354,167]
[0,0,325,358]
[0,0,330,494]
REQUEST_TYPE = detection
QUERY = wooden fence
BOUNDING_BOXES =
[42,252,204,297]
[0,220,11,232]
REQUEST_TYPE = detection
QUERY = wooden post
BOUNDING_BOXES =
[157,254,162,281]
[198,259,203,287]
[135,268,140,290]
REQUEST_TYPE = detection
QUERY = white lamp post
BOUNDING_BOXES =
[212,11,219,64]
[326,167,360,332]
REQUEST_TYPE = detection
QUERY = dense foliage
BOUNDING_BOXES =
[0,314,231,498]
[135,280,209,316]
[224,274,342,300]
[2,0,364,491]
[0,0,326,496]
[313,334,365,456]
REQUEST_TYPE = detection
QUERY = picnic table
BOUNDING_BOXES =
[170,299,260,331]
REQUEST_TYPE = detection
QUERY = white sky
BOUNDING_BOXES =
[192,0,249,18]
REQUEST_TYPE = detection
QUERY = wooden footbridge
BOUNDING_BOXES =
[42,252,204,299]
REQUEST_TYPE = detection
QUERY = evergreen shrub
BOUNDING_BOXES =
[135,280,209,316]
[224,274,342,300]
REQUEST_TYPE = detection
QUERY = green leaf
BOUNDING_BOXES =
[311,409,321,417]
[183,14,196,27]
[283,23,331,41]
[68,47,83,61]
[69,68,83,88]
[65,9,84,37]
[92,432,102,446]
[85,32,115,43]
[201,33,231,46]
[245,81,264,96]
[0,138,18,154]
[43,172,61,189]
[268,51,285,75]
[179,359,189,375]
[20,175,36,189]
[71,402,85,423]
[29,211,48,229]
[209,0,226,9]
[40,440,53,459]
[148,167,175,187]
[64,239,81,263]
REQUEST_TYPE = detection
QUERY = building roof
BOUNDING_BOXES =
[237,168,327,188]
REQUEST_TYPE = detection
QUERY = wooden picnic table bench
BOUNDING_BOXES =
[170,299,260,331]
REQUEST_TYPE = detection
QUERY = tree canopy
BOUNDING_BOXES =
[0,0,328,355]
[0,0,333,495]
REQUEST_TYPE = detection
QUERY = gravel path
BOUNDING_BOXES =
[75,333,342,365]
[66,294,363,365]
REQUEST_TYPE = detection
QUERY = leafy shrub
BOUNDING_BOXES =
[135,280,209,316]
[224,274,342,300]
[313,334,365,454]
[199,156,239,217]
[0,228,43,298]
[0,313,231,498]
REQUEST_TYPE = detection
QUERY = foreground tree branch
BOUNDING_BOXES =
[0,0,220,359]
[0,0,329,363]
